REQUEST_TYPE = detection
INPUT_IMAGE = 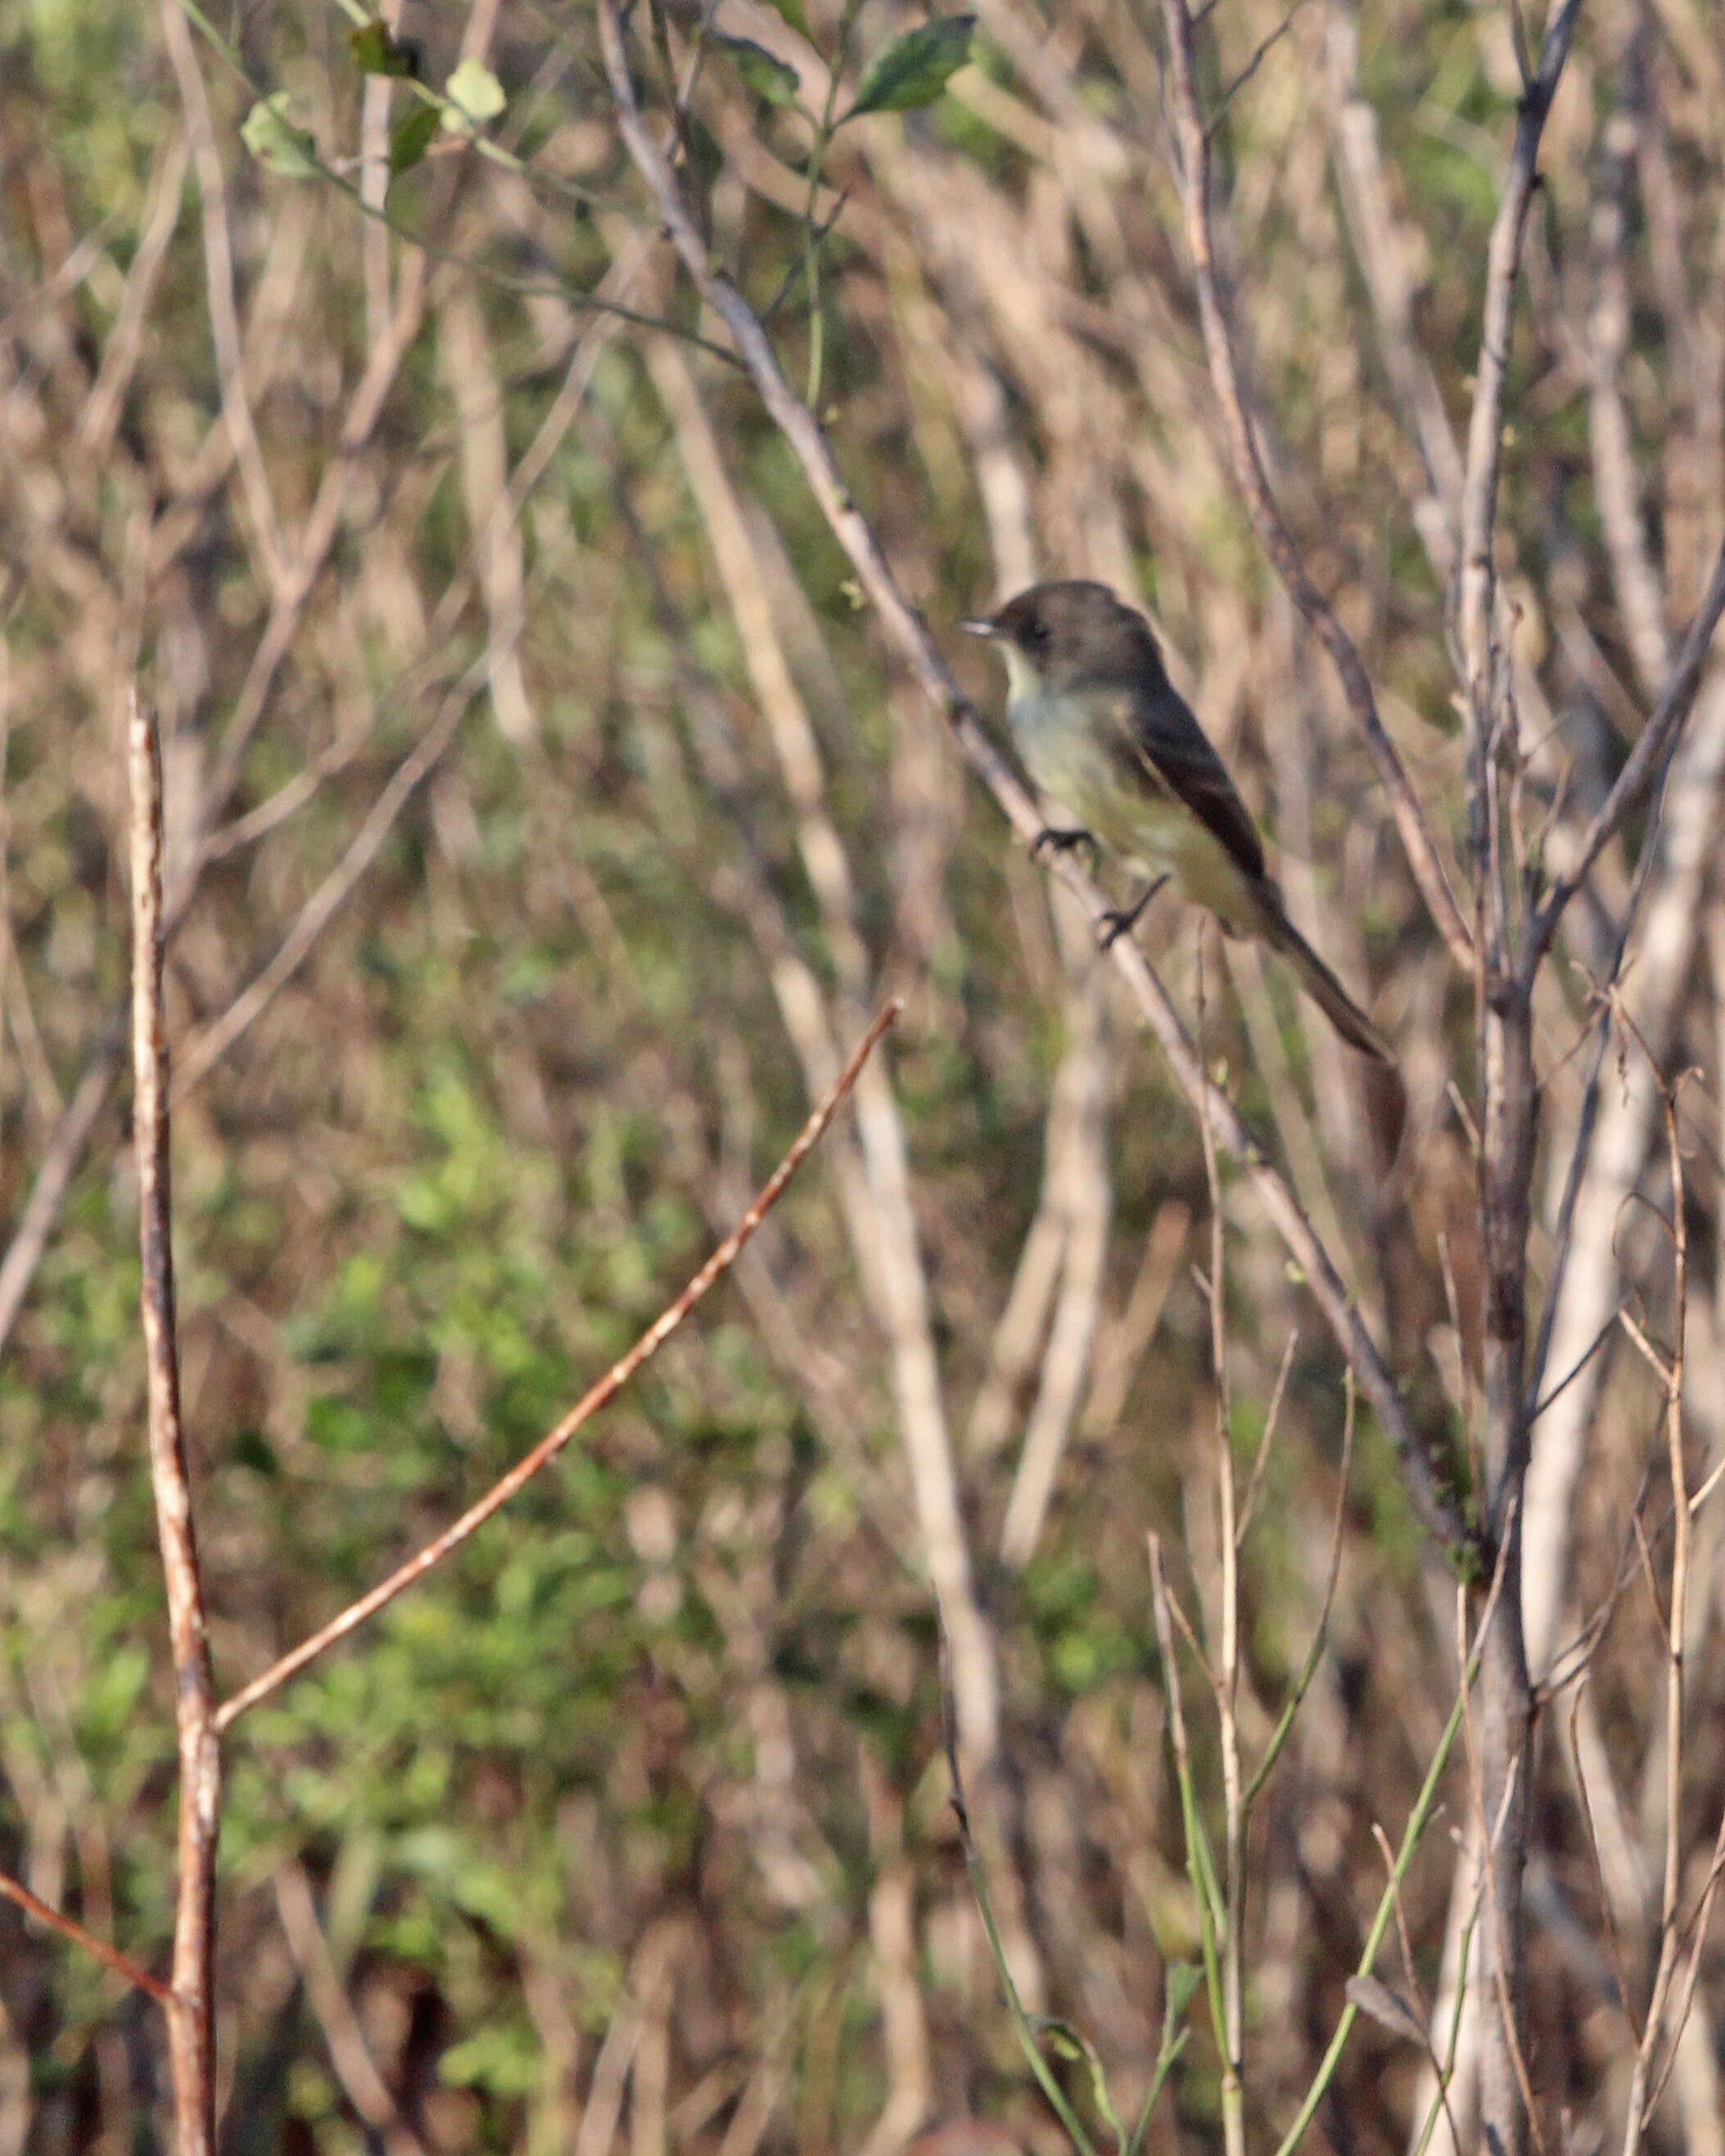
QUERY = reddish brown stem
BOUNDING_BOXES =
[0,1869,173,2005]
[215,995,902,1732]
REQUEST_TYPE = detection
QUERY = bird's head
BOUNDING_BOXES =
[963,580,1162,701]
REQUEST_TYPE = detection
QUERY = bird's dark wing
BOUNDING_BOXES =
[1100,683,1266,882]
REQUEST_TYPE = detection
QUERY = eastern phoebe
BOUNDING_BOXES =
[965,580,1389,1062]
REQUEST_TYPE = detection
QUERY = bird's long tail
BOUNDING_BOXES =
[1249,887,1391,1063]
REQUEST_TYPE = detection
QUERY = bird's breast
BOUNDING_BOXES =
[1006,687,1258,927]
[1008,689,1176,859]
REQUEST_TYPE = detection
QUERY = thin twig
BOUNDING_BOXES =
[0,1869,172,2006]
[1644,1797,1725,2126]
[1243,1373,1354,1810]
[1529,1303,1628,1423]
[1271,1517,1515,2156]
[214,997,901,1731]
[937,1623,1099,2156]
[273,1861,428,2154]
[1565,1685,1639,2041]
[1619,1067,1694,2156]
[172,681,473,1102]
[129,694,221,2155]
[1531,534,1725,968]
[1370,1819,1463,2156]
[159,0,287,595]
[0,1042,121,1353]
[1154,1562,1217,1701]
[1194,946,1246,2156]
[1204,0,1314,138]
[1149,1535,1229,2091]
[1156,0,1474,977]
[1616,1306,1673,1390]
[1236,1327,1298,1546]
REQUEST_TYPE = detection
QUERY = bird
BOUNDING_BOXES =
[964,579,1389,1062]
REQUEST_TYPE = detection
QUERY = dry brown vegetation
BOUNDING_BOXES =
[2,0,1725,2151]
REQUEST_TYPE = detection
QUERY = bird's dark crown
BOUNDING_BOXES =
[984,580,1165,694]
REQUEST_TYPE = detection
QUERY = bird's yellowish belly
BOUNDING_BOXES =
[1009,688,1258,928]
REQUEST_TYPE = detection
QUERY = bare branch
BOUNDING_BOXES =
[1532,535,1725,966]
[129,693,220,2155]
[158,0,287,596]
[1619,1064,1694,2156]
[214,997,901,1730]
[0,1869,172,2006]
[1205,0,1315,139]
[1156,0,1474,977]
[0,1042,121,1355]
[1455,0,1583,714]
[1235,1326,1298,1547]
[171,679,473,1103]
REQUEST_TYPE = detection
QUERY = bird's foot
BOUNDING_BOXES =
[1032,824,1098,863]
[1097,875,1169,949]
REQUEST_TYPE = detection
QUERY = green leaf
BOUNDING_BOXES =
[389,101,441,174]
[847,14,973,117]
[1164,1961,1202,2027]
[758,0,811,35]
[713,33,801,106]
[440,56,506,134]
[349,18,418,75]
[240,93,319,178]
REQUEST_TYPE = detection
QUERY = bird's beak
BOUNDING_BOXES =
[960,616,1000,638]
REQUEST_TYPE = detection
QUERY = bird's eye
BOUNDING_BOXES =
[1025,619,1050,648]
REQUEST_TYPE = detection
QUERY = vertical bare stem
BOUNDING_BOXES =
[1471,982,1535,2156]
[1196,959,1246,2156]
[128,692,221,2155]
[1449,18,1580,2155]
[1620,1067,1691,2156]
[1456,0,1583,705]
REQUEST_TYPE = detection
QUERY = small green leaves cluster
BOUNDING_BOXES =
[242,20,510,186]
[713,11,977,125]
[707,9,975,405]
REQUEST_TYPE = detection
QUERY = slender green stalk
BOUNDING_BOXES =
[1272,1679,1470,2156]
[1149,1543,1229,2085]
[1411,1886,1480,2156]
[1243,1383,1356,1811]
[958,1832,1099,2156]
[802,0,861,407]
[937,1633,1098,2156]
[1126,1969,1199,2156]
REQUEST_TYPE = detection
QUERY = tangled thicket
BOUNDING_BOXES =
[2,0,1724,2150]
